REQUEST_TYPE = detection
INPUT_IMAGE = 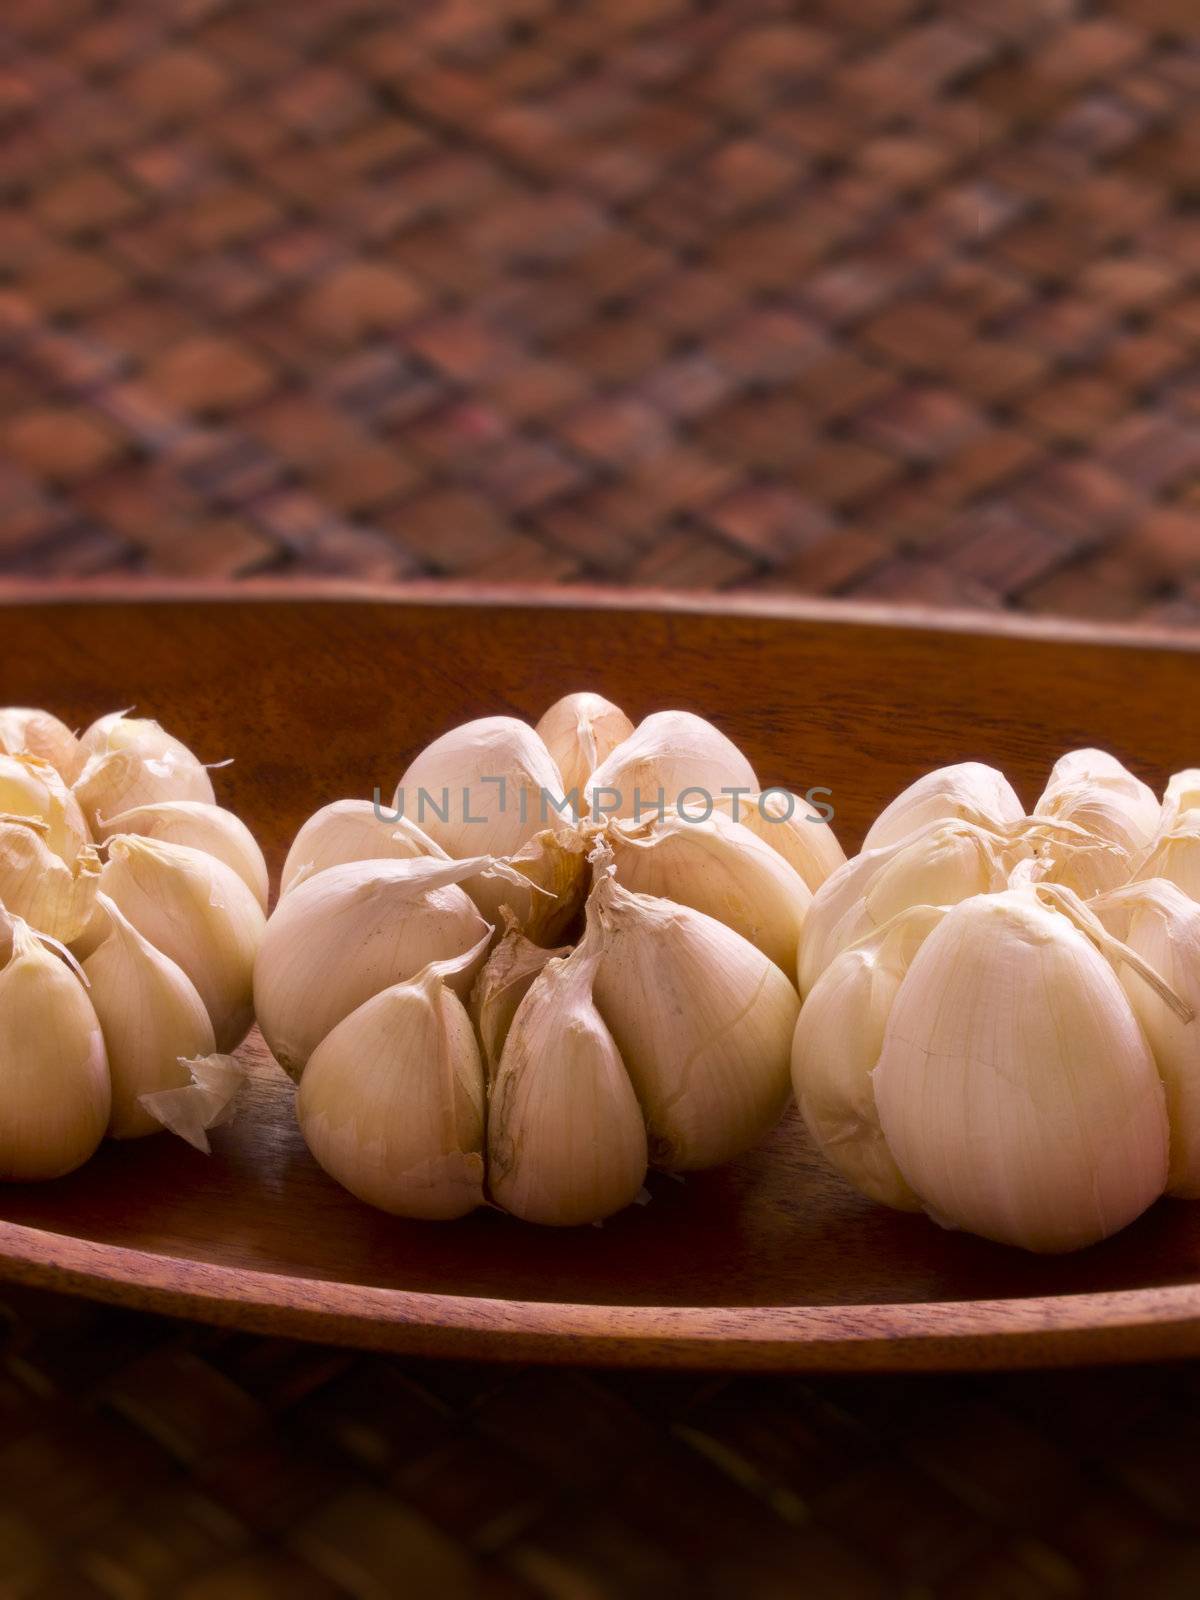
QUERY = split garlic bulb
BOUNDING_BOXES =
[0,706,264,1171]
[0,918,110,1179]
[274,691,825,1224]
[584,710,758,821]
[535,693,634,806]
[862,762,1023,852]
[0,707,82,782]
[74,712,215,833]
[280,800,446,895]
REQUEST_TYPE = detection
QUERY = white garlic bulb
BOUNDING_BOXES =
[584,710,758,822]
[97,800,269,912]
[712,789,845,892]
[82,895,215,1138]
[280,799,446,896]
[298,947,487,1220]
[395,716,566,858]
[74,712,215,833]
[0,706,82,782]
[862,762,1023,852]
[535,692,634,807]
[0,918,110,1179]
[607,810,811,973]
[489,934,647,1225]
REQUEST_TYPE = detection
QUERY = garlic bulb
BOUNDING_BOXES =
[0,706,82,782]
[0,818,101,944]
[470,914,567,1076]
[255,854,496,1077]
[799,819,1020,995]
[97,800,269,912]
[792,908,940,1211]
[1096,879,1200,1196]
[0,753,90,864]
[712,789,845,891]
[395,716,566,858]
[862,762,1023,852]
[590,869,798,1170]
[535,692,634,807]
[1033,748,1160,896]
[280,799,446,895]
[870,887,1172,1252]
[607,810,811,973]
[489,933,647,1225]
[0,918,109,1179]
[584,710,758,822]
[98,835,264,1052]
[74,712,215,833]
[82,894,215,1138]
[298,947,487,1220]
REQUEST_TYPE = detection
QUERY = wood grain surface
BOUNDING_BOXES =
[2,592,1200,1370]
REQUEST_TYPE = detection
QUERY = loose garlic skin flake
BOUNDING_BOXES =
[872,891,1170,1253]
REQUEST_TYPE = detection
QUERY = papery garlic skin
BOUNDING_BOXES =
[99,835,264,1053]
[98,800,270,912]
[0,707,82,781]
[395,716,566,859]
[863,762,1024,853]
[489,937,647,1226]
[873,889,1169,1252]
[298,967,486,1220]
[470,915,567,1077]
[584,710,758,822]
[74,714,215,832]
[591,874,798,1170]
[82,895,215,1139]
[461,825,588,945]
[712,790,845,892]
[607,810,811,974]
[0,820,101,944]
[280,800,446,896]
[0,920,109,1180]
[792,910,941,1211]
[0,753,90,864]
[535,693,634,809]
[798,820,1017,996]
[1095,879,1200,1197]
[255,855,492,1078]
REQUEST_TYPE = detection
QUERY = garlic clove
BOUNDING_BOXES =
[1034,748,1161,887]
[280,799,447,896]
[590,871,798,1170]
[712,789,845,892]
[1161,770,1200,832]
[792,908,940,1211]
[298,963,486,1220]
[606,810,810,975]
[1094,879,1200,1196]
[862,762,1024,853]
[461,825,589,947]
[97,800,270,912]
[535,693,634,811]
[1131,823,1200,902]
[98,835,264,1053]
[873,888,1169,1252]
[469,913,568,1078]
[83,893,216,1139]
[583,710,758,823]
[0,918,110,1179]
[73,712,215,833]
[254,854,494,1079]
[0,707,83,782]
[798,819,1016,995]
[0,819,101,944]
[489,937,647,1225]
[0,753,91,865]
[395,715,567,859]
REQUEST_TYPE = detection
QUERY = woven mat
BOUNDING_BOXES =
[2,0,1198,616]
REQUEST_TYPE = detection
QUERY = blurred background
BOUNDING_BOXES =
[3,0,1197,616]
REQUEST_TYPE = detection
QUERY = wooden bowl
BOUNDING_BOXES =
[3,585,1200,1371]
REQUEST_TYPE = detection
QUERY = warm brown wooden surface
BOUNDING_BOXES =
[3,592,1200,1372]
